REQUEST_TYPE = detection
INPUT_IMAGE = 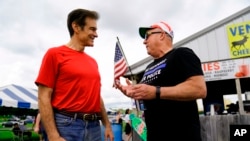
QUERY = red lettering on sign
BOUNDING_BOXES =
[202,62,220,72]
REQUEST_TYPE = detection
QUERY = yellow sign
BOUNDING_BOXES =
[227,21,250,58]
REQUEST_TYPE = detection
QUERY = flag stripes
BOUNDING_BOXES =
[114,41,128,84]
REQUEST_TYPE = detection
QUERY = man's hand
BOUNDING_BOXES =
[115,79,157,99]
[104,126,114,141]
[127,84,156,100]
[114,78,133,97]
[33,127,39,133]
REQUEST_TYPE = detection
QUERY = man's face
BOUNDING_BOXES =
[143,28,163,56]
[78,17,98,47]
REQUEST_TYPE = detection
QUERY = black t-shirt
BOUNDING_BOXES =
[141,47,203,141]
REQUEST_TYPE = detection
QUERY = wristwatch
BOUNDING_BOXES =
[155,86,161,99]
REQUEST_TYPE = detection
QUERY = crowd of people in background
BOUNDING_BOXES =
[124,109,132,141]
[12,122,32,140]
[114,108,133,141]
[10,112,47,141]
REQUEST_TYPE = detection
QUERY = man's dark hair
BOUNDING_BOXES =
[125,109,130,114]
[67,8,99,37]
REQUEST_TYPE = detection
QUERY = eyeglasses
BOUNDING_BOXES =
[144,31,162,40]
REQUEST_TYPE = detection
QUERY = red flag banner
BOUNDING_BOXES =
[114,42,128,86]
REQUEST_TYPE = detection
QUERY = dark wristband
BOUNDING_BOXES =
[155,86,161,99]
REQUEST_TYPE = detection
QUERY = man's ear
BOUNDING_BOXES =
[72,22,81,33]
[160,32,166,40]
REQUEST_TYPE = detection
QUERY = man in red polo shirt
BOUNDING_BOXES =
[35,8,114,141]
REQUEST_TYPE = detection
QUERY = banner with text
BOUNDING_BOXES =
[202,58,250,81]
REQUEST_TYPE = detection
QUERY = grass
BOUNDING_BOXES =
[0,127,40,141]
[0,116,40,141]
[0,130,40,141]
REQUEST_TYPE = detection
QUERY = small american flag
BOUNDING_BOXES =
[114,42,128,86]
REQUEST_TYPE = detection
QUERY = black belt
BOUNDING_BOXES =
[53,109,102,121]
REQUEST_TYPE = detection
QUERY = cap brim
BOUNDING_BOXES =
[139,27,152,39]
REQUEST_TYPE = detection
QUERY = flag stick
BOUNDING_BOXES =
[116,36,140,116]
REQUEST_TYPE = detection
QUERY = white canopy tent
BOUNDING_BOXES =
[0,84,38,109]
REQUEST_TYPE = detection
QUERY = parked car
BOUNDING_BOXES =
[2,120,20,127]
[23,118,34,124]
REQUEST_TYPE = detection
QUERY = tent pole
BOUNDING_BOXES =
[235,78,245,115]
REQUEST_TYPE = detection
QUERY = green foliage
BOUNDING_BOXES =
[0,130,40,141]
[0,107,38,116]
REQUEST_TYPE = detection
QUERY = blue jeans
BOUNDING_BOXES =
[45,113,101,141]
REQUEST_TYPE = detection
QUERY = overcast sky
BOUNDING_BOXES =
[0,0,249,109]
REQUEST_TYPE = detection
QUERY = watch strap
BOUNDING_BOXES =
[156,86,161,99]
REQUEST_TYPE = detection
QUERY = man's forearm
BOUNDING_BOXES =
[40,101,59,139]
[38,86,60,140]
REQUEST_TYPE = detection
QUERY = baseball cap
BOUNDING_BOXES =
[139,21,174,39]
